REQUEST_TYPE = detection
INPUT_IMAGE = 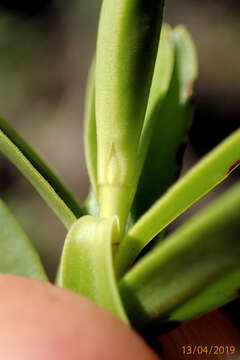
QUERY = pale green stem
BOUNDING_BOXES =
[98,184,130,235]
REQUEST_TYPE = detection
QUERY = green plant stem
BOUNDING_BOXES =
[98,184,131,235]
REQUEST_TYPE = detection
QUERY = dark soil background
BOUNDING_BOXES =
[0,0,239,329]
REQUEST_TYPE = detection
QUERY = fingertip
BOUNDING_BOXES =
[0,275,159,360]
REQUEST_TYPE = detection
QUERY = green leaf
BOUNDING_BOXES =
[0,198,48,281]
[84,60,98,196]
[115,128,240,278]
[133,25,197,219]
[119,183,240,333]
[0,117,84,229]
[169,267,240,324]
[60,215,128,323]
[95,0,164,230]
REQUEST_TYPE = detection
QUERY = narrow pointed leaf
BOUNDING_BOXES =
[60,215,128,323]
[84,61,98,195]
[133,26,197,219]
[168,266,240,324]
[96,0,164,229]
[0,199,48,280]
[116,129,240,276]
[115,128,240,277]
[0,118,84,229]
[119,183,240,333]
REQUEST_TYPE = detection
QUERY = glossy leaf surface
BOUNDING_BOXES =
[133,26,197,219]
[84,61,98,196]
[96,0,164,229]
[0,118,84,229]
[60,215,128,323]
[119,183,240,333]
[115,128,240,278]
[0,199,48,280]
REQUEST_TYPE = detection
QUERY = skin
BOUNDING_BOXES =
[0,275,239,360]
[0,275,159,360]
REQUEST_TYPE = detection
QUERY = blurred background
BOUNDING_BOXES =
[0,0,239,289]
